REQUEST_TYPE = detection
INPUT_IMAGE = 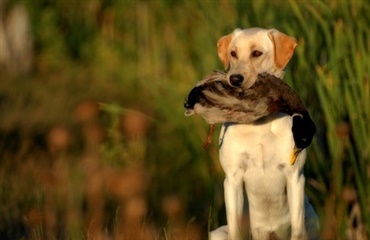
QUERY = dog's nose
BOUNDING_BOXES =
[229,74,244,87]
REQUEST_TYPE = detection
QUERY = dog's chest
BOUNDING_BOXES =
[239,145,288,197]
[220,114,294,193]
[243,159,287,196]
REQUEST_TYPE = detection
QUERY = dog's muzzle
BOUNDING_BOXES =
[229,74,244,87]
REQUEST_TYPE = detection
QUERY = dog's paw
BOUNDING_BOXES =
[209,226,228,240]
[292,112,316,149]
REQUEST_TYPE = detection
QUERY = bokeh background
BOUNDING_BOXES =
[0,0,369,239]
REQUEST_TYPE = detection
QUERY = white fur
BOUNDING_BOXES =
[210,28,319,240]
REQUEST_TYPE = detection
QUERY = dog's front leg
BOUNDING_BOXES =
[224,169,244,240]
[287,165,306,240]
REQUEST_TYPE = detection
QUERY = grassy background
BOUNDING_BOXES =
[0,0,369,239]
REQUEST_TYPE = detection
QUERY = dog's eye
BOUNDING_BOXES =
[251,50,263,57]
[230,51,237,58]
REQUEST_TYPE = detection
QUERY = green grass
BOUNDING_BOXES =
[0,0,369,239]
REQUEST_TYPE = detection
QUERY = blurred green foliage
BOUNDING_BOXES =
[0,0,369,239]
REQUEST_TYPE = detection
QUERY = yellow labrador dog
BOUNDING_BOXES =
[210,28,319,240]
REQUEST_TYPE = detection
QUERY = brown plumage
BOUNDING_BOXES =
[184,70,316,163]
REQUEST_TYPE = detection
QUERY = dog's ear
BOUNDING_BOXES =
[268,29,297,69]
[217,31,236,70]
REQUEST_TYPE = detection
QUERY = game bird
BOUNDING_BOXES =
[184,70,316,165]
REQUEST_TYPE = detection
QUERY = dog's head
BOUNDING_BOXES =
[217,28,297,88]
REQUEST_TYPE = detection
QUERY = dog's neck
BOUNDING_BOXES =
[273,70,285,79]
